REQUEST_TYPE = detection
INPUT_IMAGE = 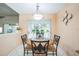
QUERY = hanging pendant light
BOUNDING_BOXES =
[33,3,43,20]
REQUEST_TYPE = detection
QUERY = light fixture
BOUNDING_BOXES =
[33,3,43,20]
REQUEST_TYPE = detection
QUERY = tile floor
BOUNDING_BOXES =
[8,45,67,56]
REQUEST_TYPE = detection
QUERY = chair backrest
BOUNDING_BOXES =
[31,40,49,53]
[54,34,60,48]
[21,34,27,45]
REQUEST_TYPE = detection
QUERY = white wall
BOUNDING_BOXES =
[0,33,22,56]
[57,3,79,55]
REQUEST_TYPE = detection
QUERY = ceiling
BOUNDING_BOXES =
[0,3,19,16]
[6,3,65,14]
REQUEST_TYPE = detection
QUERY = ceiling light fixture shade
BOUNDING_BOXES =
[33,13,43,20]
[33,3,43,20]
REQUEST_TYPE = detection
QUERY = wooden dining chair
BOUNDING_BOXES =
[21,34,32,56]
[48,34,60,56]
[52,34,60,56]
[31,40,49,56]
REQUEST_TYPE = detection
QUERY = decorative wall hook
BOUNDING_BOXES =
[63,10,73,25]
[63,10,68,22]
[68,13,73,20]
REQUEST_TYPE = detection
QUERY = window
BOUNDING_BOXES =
[28,20,51,40]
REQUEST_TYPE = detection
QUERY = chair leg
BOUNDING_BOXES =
[46,52,47,56]
[52,52,54,56]
[24,49,25,56]
[56,52,57,56]
[27,50,28,55]
[32,52,34,56]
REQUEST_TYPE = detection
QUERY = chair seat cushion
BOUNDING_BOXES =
[48,44,55,51]
[26,40,32,49]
